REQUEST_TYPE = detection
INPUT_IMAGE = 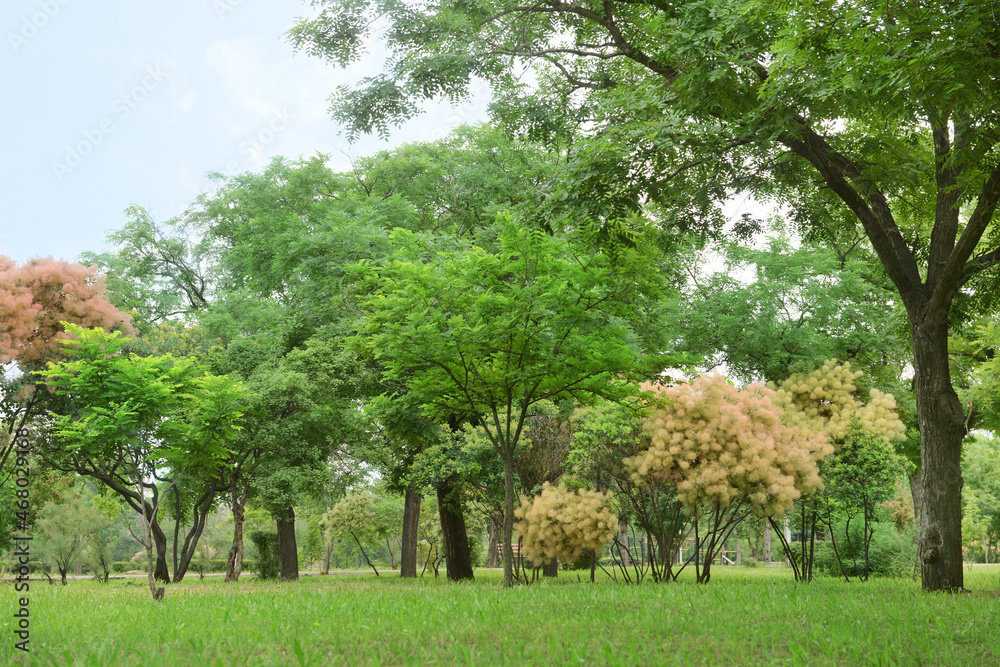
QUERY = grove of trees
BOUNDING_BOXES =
[4,0,1000,600]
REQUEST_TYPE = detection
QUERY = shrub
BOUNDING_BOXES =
[112,562,131,574]
[514,483,617,564]
[628,375,832,518]
[249,531,280,580]
[562,550,596,571]
[815,522,916,578]
[467,535,483,569]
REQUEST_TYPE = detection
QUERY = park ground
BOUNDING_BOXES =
[2,565,998,666]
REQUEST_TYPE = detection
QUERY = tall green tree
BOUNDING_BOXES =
[293,0,1000,591]
[355,220,677,587]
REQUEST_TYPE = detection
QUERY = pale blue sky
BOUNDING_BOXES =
[1,0,490,264]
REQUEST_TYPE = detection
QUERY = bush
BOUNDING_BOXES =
[814,522,916,578]
[562,550,596,571]
[467,535,483,569]
[112,562,132,573]
[249,531,280,580]
[514,483,617,564]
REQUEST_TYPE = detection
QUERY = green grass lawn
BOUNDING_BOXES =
[2,565,998,666]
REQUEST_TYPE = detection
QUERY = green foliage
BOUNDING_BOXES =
[35,492,108,583]
[672,222,906,385]
[815,523,917,579]
[249,531,280,581]
[355,216,678,586]
[356,218,674,434]
[40,324,247,482]
[823,424,908,511]
[967,320,1000,435]
[323,493,378,540]
[961,434,1000,562]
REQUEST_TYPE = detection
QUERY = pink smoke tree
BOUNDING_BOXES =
[627,374,832,583]
[0,256,131,477]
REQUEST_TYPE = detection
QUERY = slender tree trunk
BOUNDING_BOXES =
[173,482,218,583]
[172,493,181,578]
[437,478,474,581]
[501,451,516,588]
[908,472,922,525]
[763,524,772,565]
[618,518,630,568]
[277,505,298,581]
[150,518,170,584]
[911,312,966,591]
[400,484,421,578]
[486,514,501,568]
[225,481,249,582]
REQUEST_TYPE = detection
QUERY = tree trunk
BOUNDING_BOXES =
[400,484,421,578]
[173,481,219,583]
[323,542,333,575]
[618,517,630,567]
[486,514,501,568]
[763,524,771,565]
[437,478,474,581]
[911,312,966,591]
[542,558,558,577]
[908,472,922,526]
[501,451,516,588]
[150,518,170,584]
[277,505,299,581]
[225,481,249,582]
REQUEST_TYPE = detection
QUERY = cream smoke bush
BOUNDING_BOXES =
[514,483,617,564]
[627,375,833,518]
[770,360,906,444]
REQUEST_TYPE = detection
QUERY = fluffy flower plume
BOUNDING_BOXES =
[627,374,833,518]
[0,256,131,365]
[514,483,617,563]
[771,360,906,444]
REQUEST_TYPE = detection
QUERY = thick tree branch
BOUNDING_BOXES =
[927,109,963,286]
[778,120,922,296]
[936,161,1000,307]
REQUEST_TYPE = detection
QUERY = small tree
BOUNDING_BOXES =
[249,531,280,580]
[569,399,686,582]
[324,493,381,576]
[627,375,832,583]
[771,361,907,580]
[40,325,247,600]
[821,423,908,581]
[35,494,106,585]
[355,220,673,588]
